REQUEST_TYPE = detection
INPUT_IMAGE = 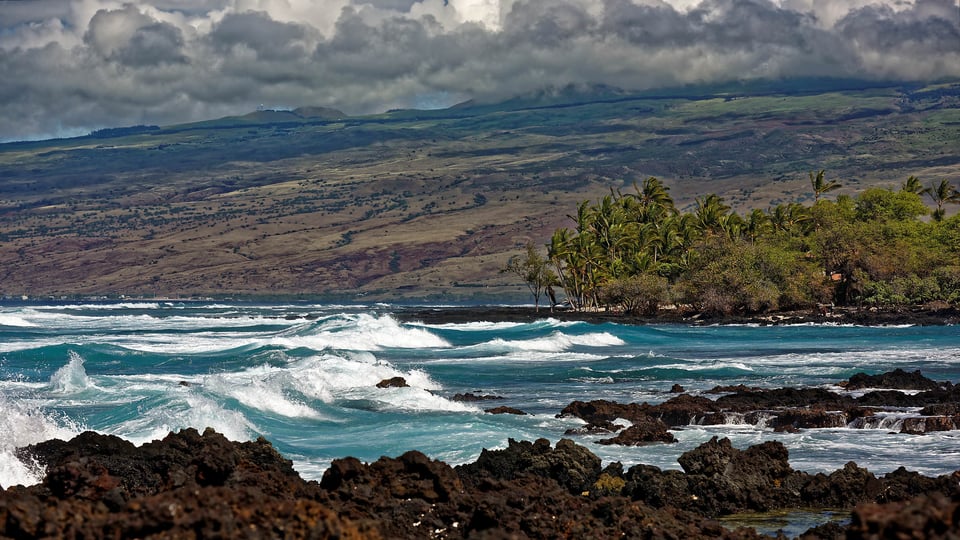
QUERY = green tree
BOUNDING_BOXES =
[598,273,669,315]
[504,243,556,312]
[855,187,928,222]
[926,179,960,221]
[901,175,928,195]
[809,170,841,203]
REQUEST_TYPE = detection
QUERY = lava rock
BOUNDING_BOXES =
[484,406,527,415]
[376,377,409,388]
[844,369,942,391]
[597,417,677,446]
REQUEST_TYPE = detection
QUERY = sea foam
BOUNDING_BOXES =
[0,396,83,488]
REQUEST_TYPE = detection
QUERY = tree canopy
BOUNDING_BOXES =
[505,174,960,315]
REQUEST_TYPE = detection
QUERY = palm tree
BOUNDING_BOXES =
[768,203,811,235]
[744,209,771,243]
[693,194,731,234]
[901,175,929,195]
[628,177,674,222]
[809,170,841,203]
[926,179,960,221]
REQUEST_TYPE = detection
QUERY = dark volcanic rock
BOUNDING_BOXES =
[844,368,942,391]
[4,429,361,539]
[564,420,626,435]
[647,393,723,425]
[769,408,849,430]
[715,387,855,411]
[452,392,504,401]
[456,438,602,495]
[557,399,648,424]
[597,417,677,446]
[670,383,686,393]
[5,429,959,539]
[558,369,960,439]
[375,376,409,388]
[900,415,960,434]
[625,437,806,516]
[847,492,960,539]
[484,406,527,415]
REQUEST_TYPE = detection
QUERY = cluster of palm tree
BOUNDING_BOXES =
[902,175,960,221]
[509,172,960,315]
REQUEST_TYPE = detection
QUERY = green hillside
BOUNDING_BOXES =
[0,79,957,301]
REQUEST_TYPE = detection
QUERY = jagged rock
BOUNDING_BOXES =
[452,392,504,401]
[376,377,409,388]
[708,384,764,394]
[646,394,723,425]
[770,408,849,430]
[844,368,942,391]
[597,417,677,446]
[484,406,526,415]
[919,403,960,416]
[715,387,855,411]
[564,420,625,435]
[801,462,885,509]
[847,492,960,540]
[5,428,959,539]
[556,399,648,423]
[4,429,360,539]
[900,415,960,434]
[457,438,602,495]
[670,384,686,393]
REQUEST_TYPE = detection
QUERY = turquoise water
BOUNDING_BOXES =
[2,301,959,488]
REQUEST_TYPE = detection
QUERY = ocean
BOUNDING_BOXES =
[2,301,959,490]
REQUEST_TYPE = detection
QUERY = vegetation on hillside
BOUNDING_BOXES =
[510,174,960,315]
[0,79,957,299]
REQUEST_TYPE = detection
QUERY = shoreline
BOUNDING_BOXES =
[3,427,957,539]
[393,304,960,327]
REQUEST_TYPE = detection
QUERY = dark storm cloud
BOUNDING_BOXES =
[0,0,958,141]
[838,0,960,54]
[210,11,313,61]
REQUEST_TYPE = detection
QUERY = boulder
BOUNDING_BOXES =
[456,438,601,495]
[564,420,625,435]
[844,369,942,391]
[597,417,677,446]
[556,399,648,423]
[376,377,409,388]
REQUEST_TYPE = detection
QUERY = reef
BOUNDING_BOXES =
[558,369,960,436]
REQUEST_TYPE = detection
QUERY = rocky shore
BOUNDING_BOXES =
[3,369,959,539]
[393,304,960,327]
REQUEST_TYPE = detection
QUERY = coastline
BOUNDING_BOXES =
[394,304,960,327]
[3,426,957,539]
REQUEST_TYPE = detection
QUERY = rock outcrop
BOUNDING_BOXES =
[3,429,958,539]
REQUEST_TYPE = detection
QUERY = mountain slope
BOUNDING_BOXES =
[0,80,957,301]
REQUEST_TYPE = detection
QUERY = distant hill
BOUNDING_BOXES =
[0,79,957,301]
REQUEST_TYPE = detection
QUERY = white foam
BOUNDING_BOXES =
[0,313,36,327]
[0,396,83,488]
[416,320,527,331]
[279,352,476,412]
[484,331,624,353]
[49,351,95,394]
[203,366,326,420]
[272,314,451,351]
[115,392,256,446]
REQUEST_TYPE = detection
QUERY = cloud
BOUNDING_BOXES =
[0,0,957,141]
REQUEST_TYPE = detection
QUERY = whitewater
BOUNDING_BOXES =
[2,301,959,489]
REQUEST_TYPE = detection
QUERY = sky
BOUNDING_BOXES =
[0,0,958,141]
